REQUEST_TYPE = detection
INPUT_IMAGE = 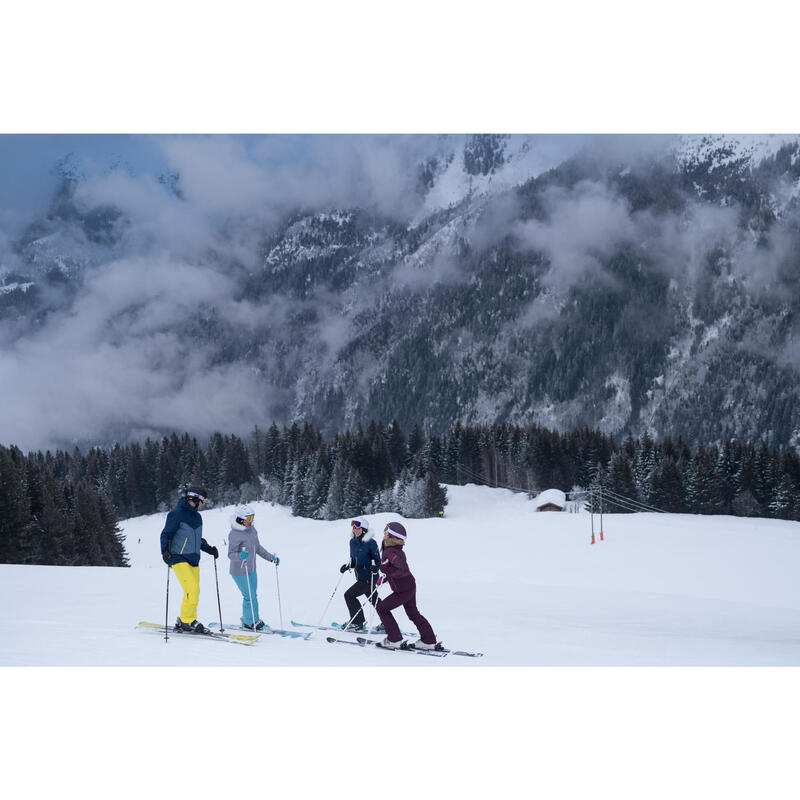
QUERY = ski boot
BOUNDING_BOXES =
[379,637,404,649]
[412,640,443,651]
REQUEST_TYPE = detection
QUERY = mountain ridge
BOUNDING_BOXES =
[1,134,799,451]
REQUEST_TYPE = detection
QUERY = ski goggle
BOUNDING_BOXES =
[187,493,206,504]
[243,514,255,523]
[351,520,363,529]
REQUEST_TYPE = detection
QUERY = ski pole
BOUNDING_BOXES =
[274,560,283,630]
[342,576,380,631]
[213,554,224,632]
[243,557,257,629]
[363,579,382,629]
[165,563,170,642]
[316,570,346,628]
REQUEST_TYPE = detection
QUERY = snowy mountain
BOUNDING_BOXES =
[1,134,800,451]
[2,484,799,666]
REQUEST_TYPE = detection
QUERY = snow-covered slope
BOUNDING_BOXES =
[2,484,799,666]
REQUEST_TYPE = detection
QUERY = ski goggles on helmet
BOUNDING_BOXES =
[243,514,255,523]
[351,520,363,529]
[186,492,206,504]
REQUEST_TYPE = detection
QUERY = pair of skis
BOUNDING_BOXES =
[290,619,418,638]
[136,621,259,646]
[208,622,311,639]
[326,636,483,658]
[137,621,482,657]
[136,620,310,645]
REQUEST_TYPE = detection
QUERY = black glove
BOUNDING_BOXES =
[207,546,219,559]
[370,563,380,573]
[161,548,171,565]
[340,563,349,573]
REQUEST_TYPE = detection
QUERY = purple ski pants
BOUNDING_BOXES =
[376,583,436,645]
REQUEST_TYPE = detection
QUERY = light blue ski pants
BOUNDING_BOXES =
[232,571,259,626]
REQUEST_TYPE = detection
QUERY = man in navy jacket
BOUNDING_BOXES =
[160,486,218,632]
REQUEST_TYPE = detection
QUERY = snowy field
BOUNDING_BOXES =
[3,483,800,667]
[4,483,800,800]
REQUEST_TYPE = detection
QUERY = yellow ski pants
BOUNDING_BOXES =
[172,562,201,623]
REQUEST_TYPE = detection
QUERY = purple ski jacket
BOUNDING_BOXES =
[379,544,415,593]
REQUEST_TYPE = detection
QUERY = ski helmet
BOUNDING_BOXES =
[351,519,372,541]
[185,486,208,504]
[235,504,255,525]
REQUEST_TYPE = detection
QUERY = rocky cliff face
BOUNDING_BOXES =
[2,134,799,450]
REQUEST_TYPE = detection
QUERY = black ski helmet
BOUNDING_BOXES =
[185,486,208,503]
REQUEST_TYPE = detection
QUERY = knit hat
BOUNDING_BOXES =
[384,521,407,540]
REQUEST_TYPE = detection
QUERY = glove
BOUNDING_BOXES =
[161,548,171,565]
[239,550,249,560]
[272,556,280,566]
[339,563,349,573]
[370,563,380,573]
[208,546,219,559]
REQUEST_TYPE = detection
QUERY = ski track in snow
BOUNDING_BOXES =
[2,484,800,666]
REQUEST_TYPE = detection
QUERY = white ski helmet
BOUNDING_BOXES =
[351,518,372,541]
[234,504,255,524]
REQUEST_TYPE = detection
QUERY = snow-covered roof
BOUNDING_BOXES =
[534,488,566,510]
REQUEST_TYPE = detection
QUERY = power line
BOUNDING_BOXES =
[454,461,668,514]
[598,486,667,513]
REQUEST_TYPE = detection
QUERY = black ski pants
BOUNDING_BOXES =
[344,577,379,627]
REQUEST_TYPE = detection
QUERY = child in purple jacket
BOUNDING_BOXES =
[375,521,441,650]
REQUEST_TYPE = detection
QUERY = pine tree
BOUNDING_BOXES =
[0,446,32,564]
[343,466,371,518]
[650,457,684,513]
[387,419,409,473]
[290,460,308,517]
[768,474,795,520]
[323,457,348,520]
[608,450,638,509]
[408,423,424,461]
[421,472,448,516]
[304,449,331,518]
[250,424,266,477]
[221,435,252,491]
[685,446,722,514]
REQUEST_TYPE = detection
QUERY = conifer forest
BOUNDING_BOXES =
[3,419,800,566]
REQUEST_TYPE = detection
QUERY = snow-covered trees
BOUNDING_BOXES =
[3,420,800,568]
[0,445,127,567]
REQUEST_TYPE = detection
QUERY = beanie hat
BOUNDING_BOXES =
[385,521,407,540]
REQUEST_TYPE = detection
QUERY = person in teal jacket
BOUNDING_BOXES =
[339,519,381,631]
[160,486,218,633]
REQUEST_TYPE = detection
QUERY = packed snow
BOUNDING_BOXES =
[2,483,799,666]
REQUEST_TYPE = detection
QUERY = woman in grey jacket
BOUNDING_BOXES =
[227,504,279,630]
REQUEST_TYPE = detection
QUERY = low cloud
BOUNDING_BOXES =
[2,134,798,450]
[0,255,273,450]
[514,180,637,290]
